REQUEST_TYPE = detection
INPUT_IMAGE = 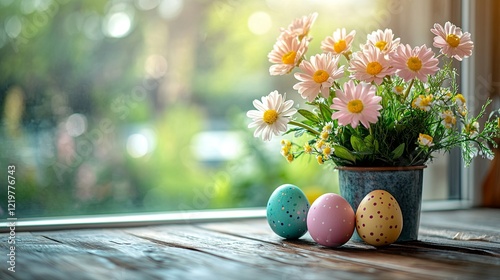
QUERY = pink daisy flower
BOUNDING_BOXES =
[331,80,382,129]
[281,12,318,40]
[247,91,297,141]
[430,22,473,61]
[348,44,394,85]
[320,28,356,55]
[268,34,309,75]
[364,28,400,55]
[392,44,439,82]
[292,53,345,102]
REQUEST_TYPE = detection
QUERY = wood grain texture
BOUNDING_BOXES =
[1,209,499,280]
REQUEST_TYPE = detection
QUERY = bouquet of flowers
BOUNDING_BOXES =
[247,13,500,167]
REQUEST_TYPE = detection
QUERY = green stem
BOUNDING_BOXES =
[289,120,321,136]
[403,79,415,101]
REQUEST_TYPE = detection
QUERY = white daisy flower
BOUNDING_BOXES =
[247,91,297,141]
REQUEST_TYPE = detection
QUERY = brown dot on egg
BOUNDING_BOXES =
[363,235,366,238]
[361,214,364,218]
[363,207,366,211]
[376,239,380,242]
[373,202,377,206]
[380,215,383,218]
[369,215,373,219]
[362,223,365,227]
[395,225,398,228]
[370,232,374,236]
[377,211,380,214]
[391,215,394,219]
[380,233,384,236]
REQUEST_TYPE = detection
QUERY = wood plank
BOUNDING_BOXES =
[0,209,499,279]
[198,219,500,279]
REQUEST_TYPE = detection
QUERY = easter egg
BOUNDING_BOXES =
[356,190,403,246]
[266,184,310,239]
[306,193,355,247]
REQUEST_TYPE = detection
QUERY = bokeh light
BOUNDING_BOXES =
[248,11,272,35]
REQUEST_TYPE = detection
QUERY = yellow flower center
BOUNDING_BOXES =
[304,143,312,154]
[394,85,404,94]
[420,96,433,107]
[375,40,387,51]
[334,39,347,53]
[316,155,324,165]
[406,56,422,71]
[347,99,364,113]
[313,70,330,83]
[263,109,278,124]
[444,115,456,125]
[446,34,460,48]
[282,51,297,64]
[366,62,383,76]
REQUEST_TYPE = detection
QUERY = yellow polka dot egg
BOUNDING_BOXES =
[356,190,403,246]
[306,193,355,247]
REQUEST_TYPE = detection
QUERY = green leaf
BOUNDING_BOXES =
[391,143,405,159]
[297,109,319,123]
[333,145,356,163]
[319,103,332,122]
[364,135,374,149]
[350,136,365,152]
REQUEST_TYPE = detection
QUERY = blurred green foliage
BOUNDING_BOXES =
[0,0,394,218]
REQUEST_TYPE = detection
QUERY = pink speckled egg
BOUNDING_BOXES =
[306,193,355,247]
[356,190,403,246]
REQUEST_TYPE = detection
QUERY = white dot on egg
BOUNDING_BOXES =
[343,219,345,222]
[329,228,332,232]
[322,221,325,224]
[336,205,339,208]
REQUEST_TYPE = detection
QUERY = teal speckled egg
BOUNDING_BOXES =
[266,184,310,239]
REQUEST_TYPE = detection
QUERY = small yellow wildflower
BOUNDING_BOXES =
[315,140,325,150]
[303,143,313,154]
[393,85,404,95]
[412,95,434,111]
[316,155,324,165]
[418,133,434,147]
[454,93,466,107]
[322,122,333,134]
[281,139,292,147]
[320,131,329,140]
[440,110,456,129]
[286,153,294,163]
[322,144,333,159]
[281,145,291,157]
[464,121,479,137]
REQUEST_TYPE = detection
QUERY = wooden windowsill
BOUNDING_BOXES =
[1,208,499,279]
